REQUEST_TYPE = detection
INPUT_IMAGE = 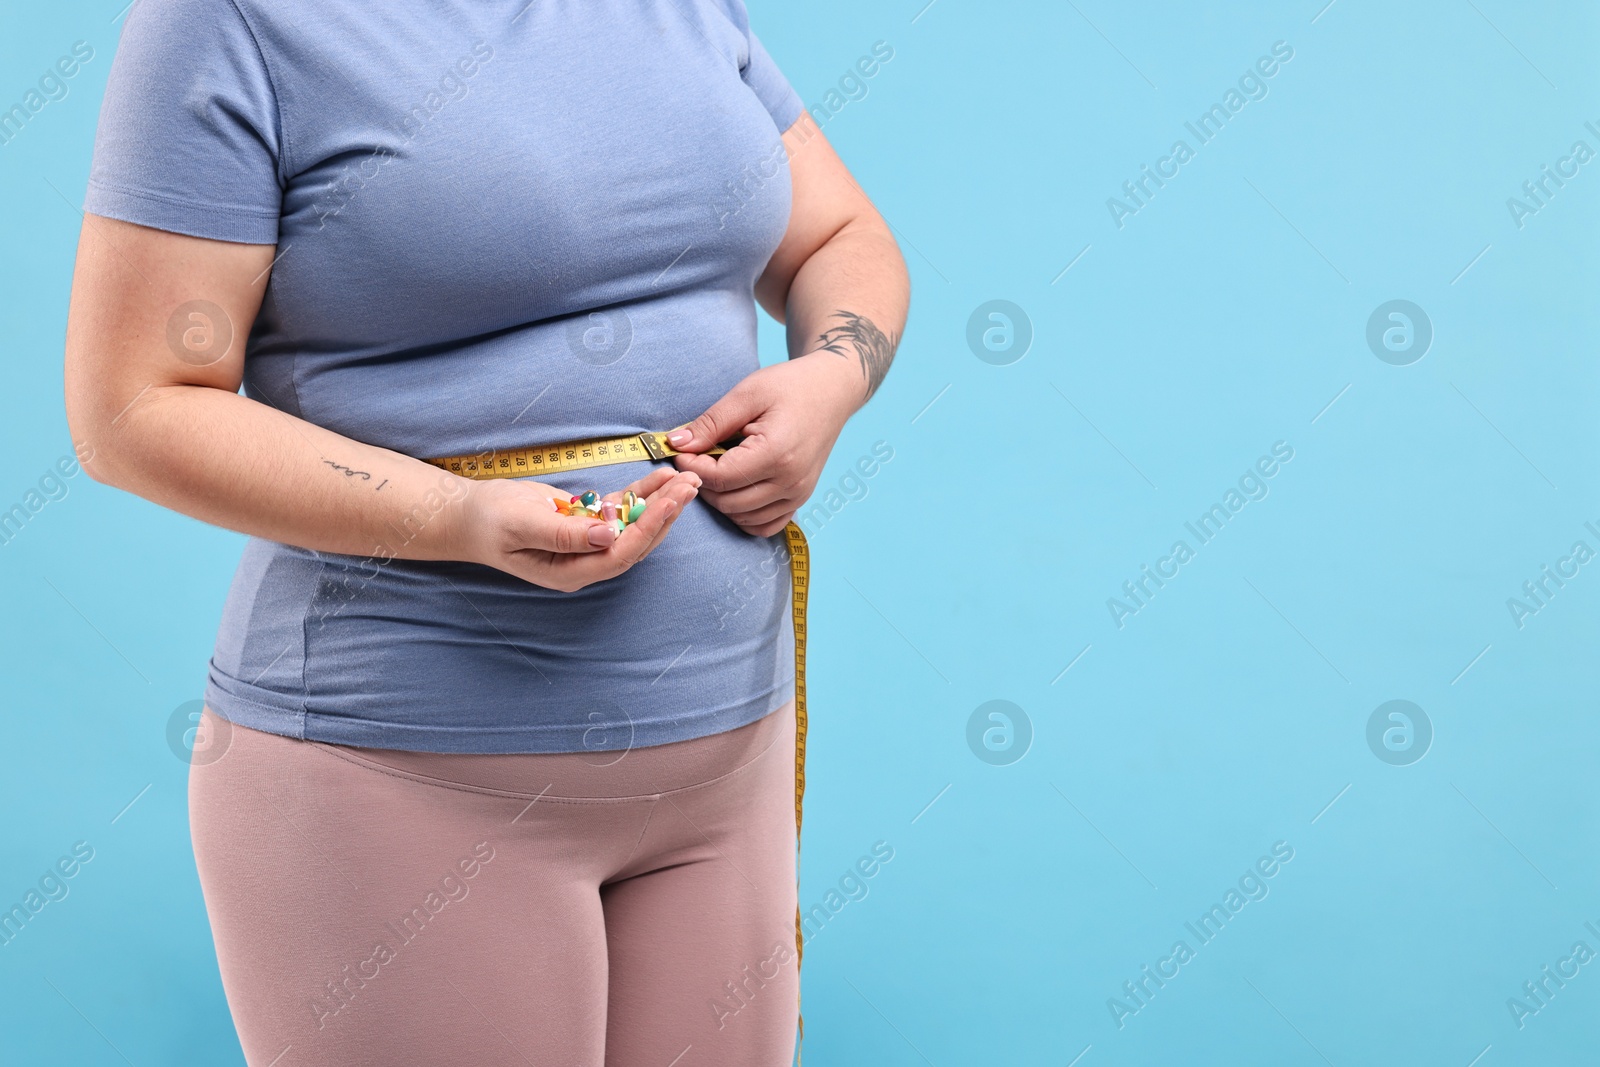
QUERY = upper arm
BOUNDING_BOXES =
[754,115,893,323]
[64,215,275,443]
[67,0,285,448]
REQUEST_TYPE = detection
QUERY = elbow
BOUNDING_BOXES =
[74,441,114,487]
[63,387,134,489]
[63,350,191,490]
[870,213,908,287]
[63,412,114,487]
[848,210,908,295]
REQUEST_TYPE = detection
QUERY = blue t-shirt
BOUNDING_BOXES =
[85,0,805,752]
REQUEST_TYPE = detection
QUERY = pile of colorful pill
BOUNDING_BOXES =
[551,489,647,534]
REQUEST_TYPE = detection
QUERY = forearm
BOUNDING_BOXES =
[77,384,475,563]
[781,217,909,407]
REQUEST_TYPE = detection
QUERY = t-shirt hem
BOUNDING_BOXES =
[204,674,308,740]
[203,671,796,755]
[83,179,280,244]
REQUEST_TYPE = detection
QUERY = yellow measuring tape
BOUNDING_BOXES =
[424,429,811,1058]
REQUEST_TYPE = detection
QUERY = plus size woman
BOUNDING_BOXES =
[63,0,908,1063]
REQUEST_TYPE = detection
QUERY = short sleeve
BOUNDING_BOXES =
[716,0,803,133]
[84,0,283,244]
[741,28,804,132]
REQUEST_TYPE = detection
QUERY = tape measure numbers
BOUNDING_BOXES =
[424,430,812,1055]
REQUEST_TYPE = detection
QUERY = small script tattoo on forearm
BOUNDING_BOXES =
[814,310,899,399]
[324,459,373,483]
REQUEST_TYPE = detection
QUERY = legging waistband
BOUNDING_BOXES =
[299,699,791,801]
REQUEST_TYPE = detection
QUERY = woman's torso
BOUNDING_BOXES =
[175,0,801,751]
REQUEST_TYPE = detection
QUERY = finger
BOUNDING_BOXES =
[501,472,702,590]
[611,473,700,564]
[548,512,620,552]
[672,440,767,493]
[614,493,686,566]
[697,480,784,515]
[721,497,796,530]
[665,382,765,453]
[502,487,616,554]
[562,473,699,582]
[745,511,797,538]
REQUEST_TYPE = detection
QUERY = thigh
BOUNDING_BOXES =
[600,701,799,1067]
[188,708,632,1067]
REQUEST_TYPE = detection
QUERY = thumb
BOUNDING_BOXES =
[666,382,765,453]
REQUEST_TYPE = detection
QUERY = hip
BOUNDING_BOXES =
[203,504,794,752]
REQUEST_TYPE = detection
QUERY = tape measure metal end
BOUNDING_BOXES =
[637,431,675,460]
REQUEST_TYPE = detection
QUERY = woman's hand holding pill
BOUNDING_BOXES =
[460,466,701,592]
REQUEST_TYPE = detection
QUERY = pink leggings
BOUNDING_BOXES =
[188,702,799,1067]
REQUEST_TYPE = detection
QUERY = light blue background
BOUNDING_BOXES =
[3,1,1598,1064]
